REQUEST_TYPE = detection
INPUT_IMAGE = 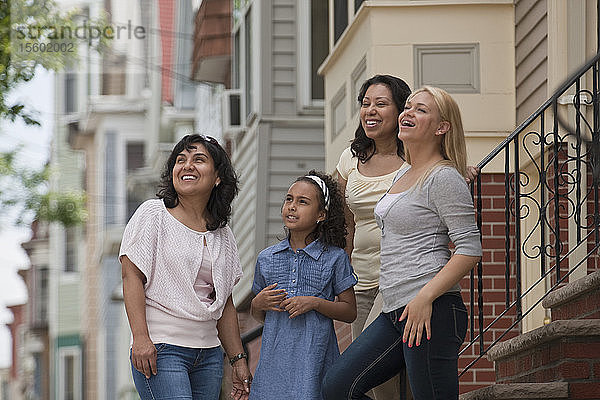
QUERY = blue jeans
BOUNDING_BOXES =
[131,343,224,400]
[323,293,468,400]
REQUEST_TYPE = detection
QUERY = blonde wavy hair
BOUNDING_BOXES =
[404,86,468,181]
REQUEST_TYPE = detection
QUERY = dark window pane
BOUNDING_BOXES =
[355,0,364,12]
[244,8,252,117]
[334,0,348,43]
[311,0,328,100]
[65,73,76,113]
[65,228,77,273]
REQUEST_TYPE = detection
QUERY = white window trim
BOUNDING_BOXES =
[297,1,325,111]
[232,2,258,125]
[58,346,82,400]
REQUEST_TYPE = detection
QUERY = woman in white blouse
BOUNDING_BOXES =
[120,134,252,400]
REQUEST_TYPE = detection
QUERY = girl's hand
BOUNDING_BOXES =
[131,336,157,378]
[230,360,252,400]
[252,283,287,312]
[398,293,433,348]
[281,296,317,319]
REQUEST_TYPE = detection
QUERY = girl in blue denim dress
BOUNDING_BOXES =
[249,170,358,400]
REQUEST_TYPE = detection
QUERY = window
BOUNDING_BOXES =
[126,142,146,220]
[355,0,365,12]
[65,72,77,113]
[334,0,348,43]
[65,227,77,273]
[33,353,42,398]
[126,142,145,171]
[174,0,196,109]
[298,1,329,107]
[31,266,49,325]
[59,347,81,400]
[310,0,328,101]
[38,267,48,322]
[104,132,118,225]
[233,31,240,89]
[244,7,253,119]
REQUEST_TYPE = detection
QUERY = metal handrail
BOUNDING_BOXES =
[460,50,600,378]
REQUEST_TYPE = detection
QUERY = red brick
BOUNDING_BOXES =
[515,354,533,374]
[570,382,600,399]
[497,358,516,378]
[483,264,511,276]
[491,223,514,237]
[474,369,496,383]
[459,369,475,383]
[483,210,509,222]
[483,238,508,249]
[593,361,600,378]
[564,342,600,359]
[532,348,551,368]
[558,360,591,379]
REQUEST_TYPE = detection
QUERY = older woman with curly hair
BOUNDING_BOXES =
[120,134,252,400]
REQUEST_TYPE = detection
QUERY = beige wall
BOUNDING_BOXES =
[320,1,515,173]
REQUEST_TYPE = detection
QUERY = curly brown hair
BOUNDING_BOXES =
[291,170,347,249]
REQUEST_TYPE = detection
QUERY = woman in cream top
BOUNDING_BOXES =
[336,146,402,293]
[336,75,411,400]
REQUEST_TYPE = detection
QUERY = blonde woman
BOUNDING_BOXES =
[323,87,482,400]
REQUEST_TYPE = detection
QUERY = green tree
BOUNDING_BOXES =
[0,0,102,227]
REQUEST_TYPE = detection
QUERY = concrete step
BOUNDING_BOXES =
[484,319,600,396]
[542,270,600,320]
[459,382,569,400]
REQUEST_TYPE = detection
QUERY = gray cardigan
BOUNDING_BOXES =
[374,165,482,313]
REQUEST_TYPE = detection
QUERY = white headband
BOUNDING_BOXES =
[305,175,330,211]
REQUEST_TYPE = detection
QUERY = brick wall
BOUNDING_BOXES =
[460,173,520,393]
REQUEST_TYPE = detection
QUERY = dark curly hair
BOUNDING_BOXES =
[289,170,347,249]
[157,134,239,231]
[351,75,411,163]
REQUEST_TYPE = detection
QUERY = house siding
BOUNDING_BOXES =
[515,0,548,124]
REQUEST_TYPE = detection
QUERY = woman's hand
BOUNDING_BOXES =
[281,296,317,319]
[398,293,433,348]
[252,283,287,312]
[230,360,252,400]
[131,336,157,379]
[465,165,480,184]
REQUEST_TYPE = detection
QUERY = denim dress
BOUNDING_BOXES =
[250,239,357,400]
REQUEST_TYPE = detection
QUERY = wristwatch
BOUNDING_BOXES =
[229,352,248,366]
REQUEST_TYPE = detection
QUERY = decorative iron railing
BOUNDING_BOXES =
[460,50,600,375]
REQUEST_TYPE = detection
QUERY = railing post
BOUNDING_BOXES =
[504,146,511,308]
[476,175,484,354]
[540,112,546,277]
[593,63,600,247]
[513,137,523,320]
[553,100,561,281]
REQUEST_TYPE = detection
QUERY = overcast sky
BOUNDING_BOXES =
[0,68,54,368]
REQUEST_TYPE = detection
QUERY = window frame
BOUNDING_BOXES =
[297,0,328,110]
[58,346,82,400]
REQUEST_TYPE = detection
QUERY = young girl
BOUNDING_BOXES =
[249,170,358,400]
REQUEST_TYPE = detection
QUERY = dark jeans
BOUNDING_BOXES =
[323,293,467,400]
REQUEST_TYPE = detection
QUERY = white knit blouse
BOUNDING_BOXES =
[119,199,243,348]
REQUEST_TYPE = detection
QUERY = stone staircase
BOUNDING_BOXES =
[460,271,600,400]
